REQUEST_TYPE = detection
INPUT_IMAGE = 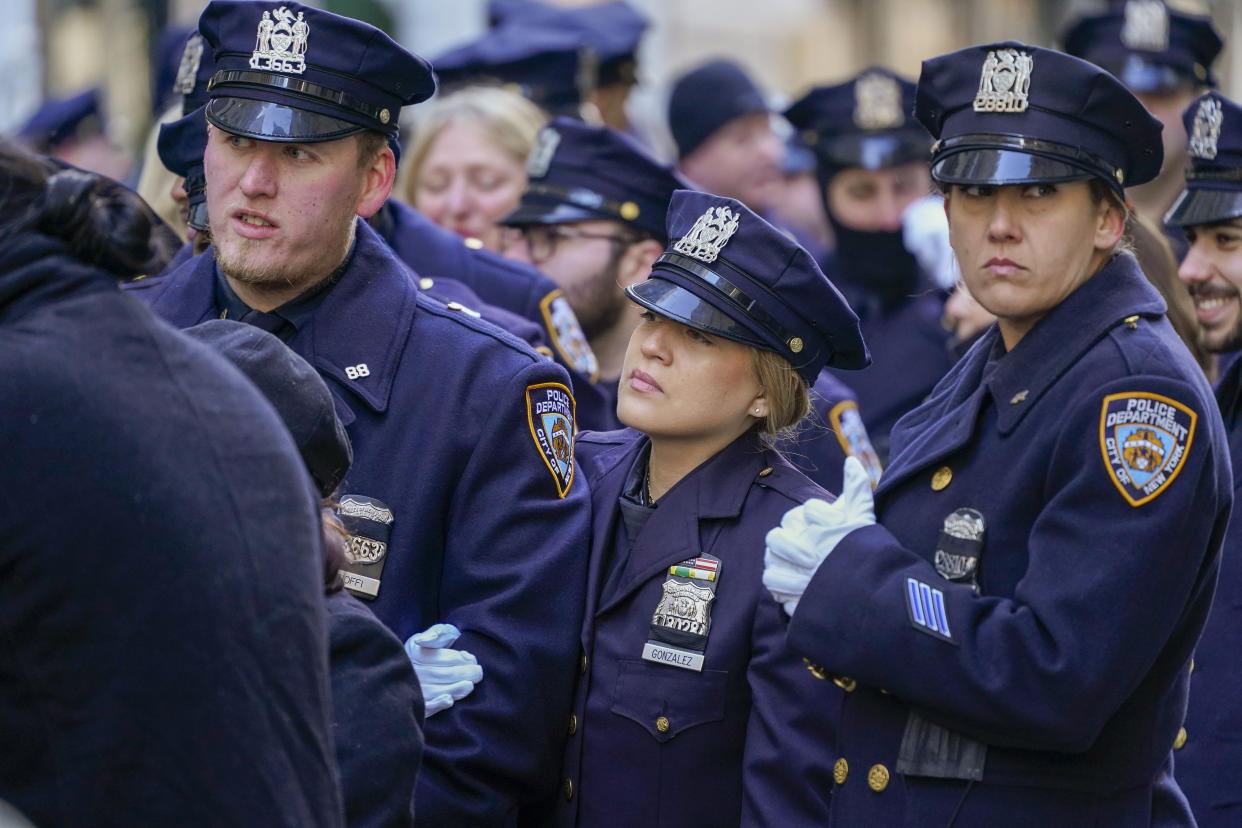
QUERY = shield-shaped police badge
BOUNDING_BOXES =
[973,48,1032,113]
[1189,98,1223,160]
[673,205,740,264]
[173,33,205,95]
[642,556,721,673]
[854,72,903,130]
[250,6,309,75]
[1122,0,1170,52]
[526,382,576,498]
[337,494,395,600]
[527,127,561,178]
[933,508,985,591]
[1100,391,1197,507]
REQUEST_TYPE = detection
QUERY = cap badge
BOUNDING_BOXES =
[973,48,1032,114]
[674,205,740,264]
[1189,97,1222,160]
[854,72,903,130]
[1122,0,1170,53]
[250,6,309,76]
[527,128,561,178]
[173,33,204,95]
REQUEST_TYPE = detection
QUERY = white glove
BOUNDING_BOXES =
[404,623,483,717]
[763,456,877,615]
[902,193,959,291]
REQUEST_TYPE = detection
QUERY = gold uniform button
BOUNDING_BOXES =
[1174,727,1188,750]
[832,676,857,692]
[931,466,952,491]
[833,758,848,785]
[563,778,573,800]
[620,201,640,221]
[802,657,827,680]
[656,716,670,733]
[1189,658,1195,675]
[419,277,434,290]
[759,467,774,477]
[568,714,578,735]
[868,764,890,792]
[464,236,485,250]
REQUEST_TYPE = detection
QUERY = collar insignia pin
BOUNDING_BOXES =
[674,205,740,264]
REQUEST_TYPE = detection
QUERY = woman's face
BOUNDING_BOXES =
[946,179,1122,349]
[412,119,527,251]
[826,162,930,231]
[617,309,765,447]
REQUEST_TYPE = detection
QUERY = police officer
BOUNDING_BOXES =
[1165,89,1242,826]
[0,142,342,826]
[534,188,868,827]
[1064,0,1224,259]
[126,3,591,823]
[498,116,681,428]
[764,43,1230,825]
[785,68,955,462]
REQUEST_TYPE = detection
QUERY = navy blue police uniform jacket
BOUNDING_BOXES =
[534,428,840,827]
[779,369,883,494]
[1174,349,1242,826]
[126,218,591,826]
[787,253,1231,826]
[1,234,343,827]
[823,259,956,464]
[326,589,424,828]
[374,199,617,430]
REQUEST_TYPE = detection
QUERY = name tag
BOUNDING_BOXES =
[340,570,380,598]
[642,642,704,672]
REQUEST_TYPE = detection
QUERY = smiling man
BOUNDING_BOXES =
[126,3,590,824]
[1166,90,1242,828]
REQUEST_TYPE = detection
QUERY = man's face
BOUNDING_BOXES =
[1178,219,1242,352]
[501,218,631,338]
[678,111,783,213]
[204,127,378,290]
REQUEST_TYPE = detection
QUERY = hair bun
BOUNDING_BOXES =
[38,167,155,277]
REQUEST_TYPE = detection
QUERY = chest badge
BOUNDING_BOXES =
[1100,392,1197,507]
[337,495,394,600]
[642,554,721,672]
[933,508,985,591]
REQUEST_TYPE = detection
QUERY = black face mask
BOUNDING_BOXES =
[827,212,921,309]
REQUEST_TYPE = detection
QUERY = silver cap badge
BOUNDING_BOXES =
[674,205,740,264]
[526,127,561,178]
[173,33,205,96]
[1189,97,1223,159]
[854,72,903,130]
[1122,0,1170,52]
[250,6,309,75]
[973,48,1033,114]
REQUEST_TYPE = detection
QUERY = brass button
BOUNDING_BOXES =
[759,467,773,477]
[563,778,573,800]
[464,236,485,250]
[931,466,952,491]
[1174,727,1188,750]
[419,277,434,290]
[620,201,640,221]
[1123,314,1139,329]
[1189,658,1195,675]
[1010,390,1028,404]
[579,653,588,674]
[656,716,670,733]
[803,657,827,680]
[868,764,890,792]
[568,714,578,735]
[832,676,857,692]
[833,758,848,785]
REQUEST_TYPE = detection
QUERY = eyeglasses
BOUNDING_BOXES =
[503,224,637,265]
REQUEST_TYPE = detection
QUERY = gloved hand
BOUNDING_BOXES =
[902,193,958,291]
[404,623,483,717]
[763,456,877,616]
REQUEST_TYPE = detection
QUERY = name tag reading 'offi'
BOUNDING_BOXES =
[641,555,721,672]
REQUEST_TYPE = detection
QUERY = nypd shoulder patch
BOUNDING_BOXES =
[829,399,883,488]
[906,577,954,643]
[526,382,576,498]
[1099,392,1197,507]
[539,290,600,381]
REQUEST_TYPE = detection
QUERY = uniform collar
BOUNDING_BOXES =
[984,252,1166,436]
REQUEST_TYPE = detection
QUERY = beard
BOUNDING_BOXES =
[1188,281,1242,353]
[215,216,356,295]
[565,254,627,340]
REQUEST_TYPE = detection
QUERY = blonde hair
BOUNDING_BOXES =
[397,86,548,206]
[752,347,812,439]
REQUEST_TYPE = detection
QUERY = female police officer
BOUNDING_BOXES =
[536,189,869,827]
[764,43,1231,826]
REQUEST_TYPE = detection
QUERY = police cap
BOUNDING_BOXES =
[198,0,435,144]
[157,107,210,233]
[1166,92,1242,227]
[916,41,1163,196]
[628,190,869,381]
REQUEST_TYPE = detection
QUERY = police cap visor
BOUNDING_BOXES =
[205,97,364,143]
[1165,187,1242,228]
[500,197,606,228]
[625,278,767,350]
[932,148,1096,187]
[820,132,930,171]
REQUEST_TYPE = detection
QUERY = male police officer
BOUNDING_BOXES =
[1166,90,1242,827]
[499,117,680,428]
[1064,0,1223,257]
[127,4,590,824]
